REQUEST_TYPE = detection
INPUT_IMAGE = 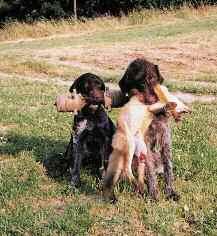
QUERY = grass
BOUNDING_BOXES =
[0,55,83,80]
[0,6,217,235]
[0,77,217,235]
[165,79,217,95]
[0,6,216,91]
[1,56,217,95]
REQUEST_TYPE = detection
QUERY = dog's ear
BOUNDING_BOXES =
[155,65,164,84]
[118,73,129,94]
[142,64,164,88]
[69,79,78,93]
[119,59,145,93]
[69,73,89,93]
[119,58,165,94]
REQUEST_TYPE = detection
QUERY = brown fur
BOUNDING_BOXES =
[103,89,187,202]
[106,58,190,202]
[102,91,171,202]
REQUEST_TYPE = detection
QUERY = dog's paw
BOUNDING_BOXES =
[102,190,118,204]
[103,195,118,204]
[110,196,118,204]
[146,186,159,201]
[134,184,145,197]
[70,176,81,188]
[165,189,180,201]
[165,102,177,111]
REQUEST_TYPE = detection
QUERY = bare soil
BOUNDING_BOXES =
[32,31,217,80]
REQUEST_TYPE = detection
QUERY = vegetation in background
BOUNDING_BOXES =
[0,0,216,23]
[0,5,217,41]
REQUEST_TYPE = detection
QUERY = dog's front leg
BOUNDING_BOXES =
[69,119,88,187]
[145,157,159,201]
[161,130,180,201]
[99,141,107,178]
[70,135,83,187]
[64,134,74,168]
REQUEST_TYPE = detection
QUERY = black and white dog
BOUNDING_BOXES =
[65,73,115,187]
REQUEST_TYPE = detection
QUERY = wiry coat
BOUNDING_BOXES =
[65,73,116,187]
[107,58,180,201]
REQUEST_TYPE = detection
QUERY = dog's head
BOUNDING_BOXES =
[119,58,164,93]
[69,73,105,107]
[119,58,164,104]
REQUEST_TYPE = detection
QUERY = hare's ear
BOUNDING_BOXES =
[155,65,159,75]
[155,65,164,84]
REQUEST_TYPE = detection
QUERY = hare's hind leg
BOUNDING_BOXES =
[102,151,124,204]
[125,137,138,189]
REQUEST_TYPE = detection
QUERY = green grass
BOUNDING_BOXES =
[0,55,84,80]
[0,77,217,235]
[165,80,217,95]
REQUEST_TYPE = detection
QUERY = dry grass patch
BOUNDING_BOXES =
[0,123,17,135]
[0,154,15,163]
[209,132,217,147]
[0,7,216,84]
[14,196,74,214]
[89,194,152,236]
[29,27,217,82]
[0,55,80,79]
[208,122,217,147]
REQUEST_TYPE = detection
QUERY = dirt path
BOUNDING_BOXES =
[173,91,217,104]
[1,72,216,104]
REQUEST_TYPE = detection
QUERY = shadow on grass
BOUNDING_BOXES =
[0,133,100,195]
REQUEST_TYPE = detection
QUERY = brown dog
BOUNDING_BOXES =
[106,58,191,202]
[103,83,189,202]
[102,88,179,203]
